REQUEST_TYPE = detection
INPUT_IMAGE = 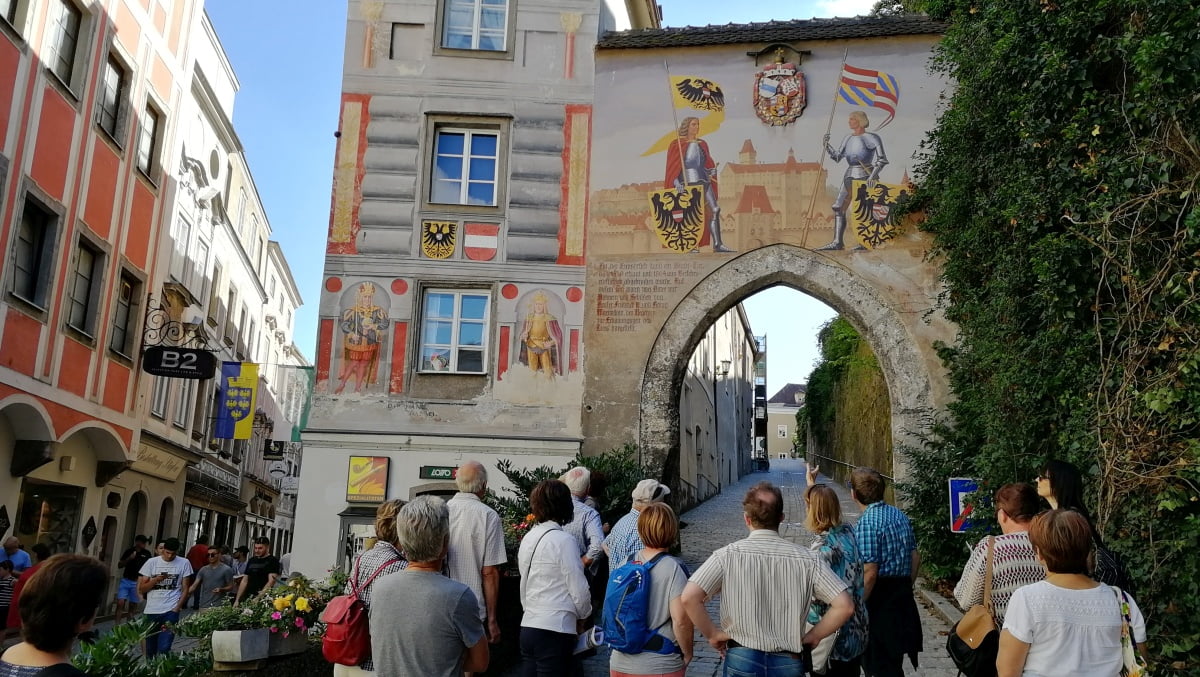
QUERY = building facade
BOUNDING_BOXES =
[766,382,805,458]
[293,0,661,576]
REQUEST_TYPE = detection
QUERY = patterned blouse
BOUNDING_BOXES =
[953,531,1045,623]
[807,524,869,662]
[345,541,409,671]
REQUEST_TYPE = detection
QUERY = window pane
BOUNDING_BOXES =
[422,320,453,345]
[478,33,505,52]
[466,181,495,205]
[424,293,455,318]
[435,132,465,156]
[421,347,451,371]
[457,349,484,373]
[467,158,495,182]
[460,295,488,320]
[480,7,505,30]
[434,154,464,182]
[470,134,497,158]
[459,322,483,347]
[432,180,462,204]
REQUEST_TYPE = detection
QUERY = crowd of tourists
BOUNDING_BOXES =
[0,456,1149,677]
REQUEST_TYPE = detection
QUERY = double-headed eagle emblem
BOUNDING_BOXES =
[850,180,911,249]
[647,186,706,253]
[675,78,725,112]
[421,220,457,259]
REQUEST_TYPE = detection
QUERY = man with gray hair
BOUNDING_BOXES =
[370,496,489,676]
[604,479,671,569]
[447,460,507,645]
[559,466,605,568]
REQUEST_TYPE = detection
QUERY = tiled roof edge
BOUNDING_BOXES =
[597,15,947,50]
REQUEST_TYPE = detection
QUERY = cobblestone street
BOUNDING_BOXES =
[564,457,961,676]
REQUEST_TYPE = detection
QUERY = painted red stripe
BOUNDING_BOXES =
[390,322,408,394]
[569,329,580,373]
[842,64,879,77]
[316,319,334,389]
[840,76,877,90]
[498,325,511,380]
[952,503,974,531]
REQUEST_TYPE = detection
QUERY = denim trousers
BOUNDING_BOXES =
[143,610,179,658]
[723,646,806,677]
[520,626,579,677]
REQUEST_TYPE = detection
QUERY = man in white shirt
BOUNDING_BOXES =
[559,466,605,567]
[138,537,194,659]
[446,461,507,646]
[681,482,853,676]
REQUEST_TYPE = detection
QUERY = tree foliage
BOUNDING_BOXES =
[905,0,1200,670]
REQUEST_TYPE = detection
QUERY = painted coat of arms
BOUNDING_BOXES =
[753,53,806,126]
[850,179,912,249]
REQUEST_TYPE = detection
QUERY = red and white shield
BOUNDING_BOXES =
[872,203,891,222]
[464,223,500,261]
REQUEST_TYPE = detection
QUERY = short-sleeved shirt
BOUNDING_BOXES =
[606,509,643,569]
[609,554,689,674]
[563,496,605,560]
[139,556,194,615]
[1,550,31,574]
[446,493,507,620]
[193,563,235,608]
[0,576,13,608]
[1003,581,1146,676]
[853,501,917,577]
[689,529,848,654]
[243,555,281,597]
[808,524,868,661]
[120,547,152,581]
[369,570,484,677]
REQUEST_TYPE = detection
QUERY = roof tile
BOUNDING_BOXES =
[597,15,946,50]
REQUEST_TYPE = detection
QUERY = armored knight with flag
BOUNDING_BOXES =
[818,111,888,251]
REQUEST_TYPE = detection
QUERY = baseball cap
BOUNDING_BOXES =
[631,479,671,503]
[162,538,181,553]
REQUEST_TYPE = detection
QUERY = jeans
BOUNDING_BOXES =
[520,626,577,677]
[143,610,179,658]
[724,646,806,677]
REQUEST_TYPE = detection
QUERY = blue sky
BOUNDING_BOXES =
[204,0,870,387]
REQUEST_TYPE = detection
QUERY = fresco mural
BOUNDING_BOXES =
[333,282,390,395]
[494,285,585,406]
[589,41,940,256]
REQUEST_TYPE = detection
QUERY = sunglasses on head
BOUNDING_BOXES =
[207,552,220,557]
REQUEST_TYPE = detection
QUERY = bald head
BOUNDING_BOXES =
[456,461,488,495]
[3,537,17,553]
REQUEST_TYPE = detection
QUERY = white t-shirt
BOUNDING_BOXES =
[1003,581,1146,677]
[139,556,194,615]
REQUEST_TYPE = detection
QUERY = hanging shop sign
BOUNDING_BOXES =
[142,347,218,379]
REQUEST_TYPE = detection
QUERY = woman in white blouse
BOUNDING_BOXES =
[997,509,1146,677]
[518,480,592,676]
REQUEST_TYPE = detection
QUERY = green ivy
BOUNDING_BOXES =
[902,0,1200,671]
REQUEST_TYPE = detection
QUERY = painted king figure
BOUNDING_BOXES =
[335,282,388,394]
[518,292,564,379]
[819,110,889,251]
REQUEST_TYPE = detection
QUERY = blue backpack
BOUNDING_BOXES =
[601,552,679,655]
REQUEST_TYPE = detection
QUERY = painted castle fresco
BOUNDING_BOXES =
[589,38,943,256]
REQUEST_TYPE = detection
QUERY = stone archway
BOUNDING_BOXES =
[639,244,938,487]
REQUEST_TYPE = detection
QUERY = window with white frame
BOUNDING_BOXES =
[431,130,498,206]
[777,424,788,439]
[96,55,125,140]
[46,0,82,86]
[150,376,169,418]
[66,241,102,335]
[419,290,489,373]
[136,104,161,176]
[109,272,138,356]
[441,0,508,51]
[174,378,194,427]
[11,197,56,308]
[2,0,17,25]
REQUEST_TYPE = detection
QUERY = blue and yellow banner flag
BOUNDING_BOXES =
[214,362,259,440]
[838,64,899,129]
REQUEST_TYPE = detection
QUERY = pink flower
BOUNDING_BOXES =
[283,632,290,638]
[295,617,305,628]
[270,627,278,633]
[271,611,282,620]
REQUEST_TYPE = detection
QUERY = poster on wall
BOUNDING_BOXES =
[346,456,389,503]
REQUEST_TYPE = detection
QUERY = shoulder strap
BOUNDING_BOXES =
[982,536,995,614]
[641,551,669,570]
[358,557,403,594]
[519,527,554,600]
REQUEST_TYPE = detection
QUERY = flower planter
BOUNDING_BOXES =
[212,628,270,664]
[268,630,309,656]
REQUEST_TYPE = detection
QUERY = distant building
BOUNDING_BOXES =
[767,383,806,458]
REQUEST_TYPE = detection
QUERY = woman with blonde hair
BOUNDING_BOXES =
[335,498,409,676]
[607,502,694,677]
[805,466,868,676]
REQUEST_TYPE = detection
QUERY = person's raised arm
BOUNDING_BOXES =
[803,590,852,647]
[681,582,727,655]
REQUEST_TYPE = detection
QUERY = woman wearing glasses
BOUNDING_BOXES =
[804,465,868,676]
[953,483,1045,623]
[1034,461,1132,591]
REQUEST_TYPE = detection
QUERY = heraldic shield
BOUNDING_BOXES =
[421,220,457,259]
[850,179,912,249]
[647,185,706,253]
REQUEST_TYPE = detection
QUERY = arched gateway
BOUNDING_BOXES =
[636,244,937,486]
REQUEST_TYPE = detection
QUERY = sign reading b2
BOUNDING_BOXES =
[142,347,218,379]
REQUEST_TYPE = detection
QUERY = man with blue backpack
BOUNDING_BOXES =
[602,502,694,677]
[680,482,854,676]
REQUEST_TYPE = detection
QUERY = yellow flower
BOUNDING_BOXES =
[295,597,310,612]
[273,597,289,611]
[285,593,295,602]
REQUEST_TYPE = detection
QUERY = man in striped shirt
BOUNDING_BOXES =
[681,481,853,675]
